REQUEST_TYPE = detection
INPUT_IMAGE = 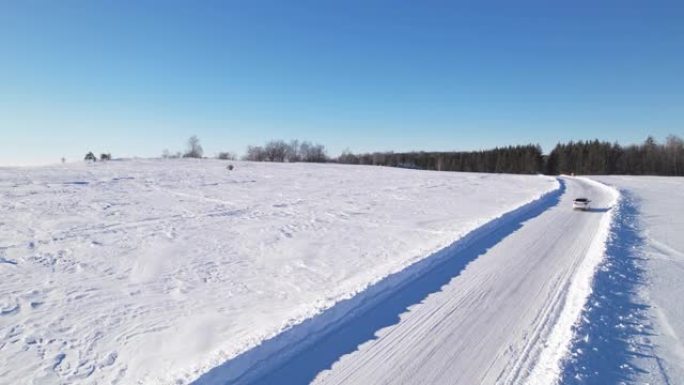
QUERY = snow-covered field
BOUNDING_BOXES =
[0,159,557,384]
[587,176,684,383]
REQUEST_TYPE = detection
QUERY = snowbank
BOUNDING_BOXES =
[590,176,684,383]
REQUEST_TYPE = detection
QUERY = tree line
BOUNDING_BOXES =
[243,139,327,163]
[156,134,684,176]
[337,145,543,174]
[161,136,327,163]
[546,135,684,176]
[337,135,683,176]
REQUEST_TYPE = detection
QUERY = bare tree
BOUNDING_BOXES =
[300,141,327,162]
[184,135,204,158]
[264,140,288,162]
[244,145,267,161]
[338,149,359,164]
[285,140,301,162]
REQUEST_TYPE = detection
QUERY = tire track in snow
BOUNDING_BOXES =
[524,178,619,385]
[191,180,565,385]
[268,177,612,385]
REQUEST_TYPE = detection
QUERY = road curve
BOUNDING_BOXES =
[299,177,615,384]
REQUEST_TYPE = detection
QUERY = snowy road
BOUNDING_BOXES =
[241,177,617,385]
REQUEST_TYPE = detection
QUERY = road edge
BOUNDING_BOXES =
[525,177,620,385]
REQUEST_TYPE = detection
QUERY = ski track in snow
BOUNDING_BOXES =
[0,159,557,385]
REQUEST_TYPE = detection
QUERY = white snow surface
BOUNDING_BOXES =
[592,176,684,383]
[300,177,617,385]
[0,159,556,385]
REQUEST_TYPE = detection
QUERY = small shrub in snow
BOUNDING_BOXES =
[218,152,236,160]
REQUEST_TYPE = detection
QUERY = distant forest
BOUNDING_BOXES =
[182,134,683,176]
[546,136,683,176]
[336,135,684,176]
[337,145,543,174]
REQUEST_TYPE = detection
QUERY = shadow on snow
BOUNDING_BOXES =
[559,191,670,385]
[192,180,565,385]
[585,207,611,213]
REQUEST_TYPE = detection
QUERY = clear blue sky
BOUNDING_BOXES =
[1,0,682,165]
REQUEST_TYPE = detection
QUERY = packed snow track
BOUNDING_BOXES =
[212,177,616,385]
